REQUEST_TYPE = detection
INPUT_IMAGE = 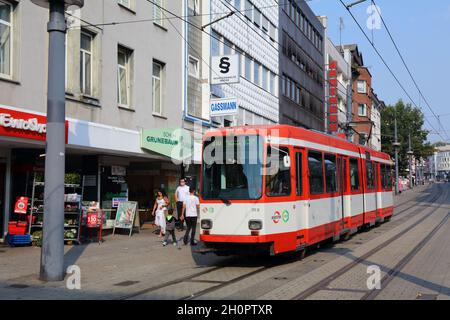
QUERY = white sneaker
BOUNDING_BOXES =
[162,242,167,246]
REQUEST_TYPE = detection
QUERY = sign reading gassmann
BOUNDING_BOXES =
[211,55,239,85]
[210,98,238,117]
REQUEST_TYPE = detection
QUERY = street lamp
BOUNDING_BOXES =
[407,133,414,190]
[393,116,400,195]
[31,0,84,281]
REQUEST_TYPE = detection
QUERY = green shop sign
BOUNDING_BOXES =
[140,128,192,161]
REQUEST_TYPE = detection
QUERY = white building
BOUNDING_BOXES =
[209,0,279,126]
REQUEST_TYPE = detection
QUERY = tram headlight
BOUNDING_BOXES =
[201,219,213,230]
[249,220,263,231]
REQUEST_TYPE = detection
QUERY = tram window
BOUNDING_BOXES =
[381,164,393,189]
[308,151,324,194]
[324,154,337,193]
[296,152,302,196]
[366,161,375,190]
[349,158,359,191]
[387,165,393,188]
[266,147,291,197]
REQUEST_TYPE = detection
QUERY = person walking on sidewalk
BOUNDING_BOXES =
[175,178,190,231]
[163,208,177,246]
[152,190,167,237]
[181,187,200,246]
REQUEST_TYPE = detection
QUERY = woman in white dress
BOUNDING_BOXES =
[152,190,167,237]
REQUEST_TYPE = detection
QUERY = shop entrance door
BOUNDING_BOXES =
[0,163,5,237]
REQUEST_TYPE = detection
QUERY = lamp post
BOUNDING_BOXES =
[31,0,84,281]
[393,116,400,195]
[407,133,414,190]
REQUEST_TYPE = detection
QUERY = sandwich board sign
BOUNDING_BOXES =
[112,201,138,237]
[211,55,240,85]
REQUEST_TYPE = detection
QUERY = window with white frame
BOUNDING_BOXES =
[118,0,131,9]
[244,0,252,21]
[188,55,199,78]
[80,31,93,96]
[254,61,260,86]
[358,104,367,117]
[269,22,276,41]
[188,0,199,13]
[0,0,12,78]
[245,55,252,81]
[117,46,132,107]
[262,15,269,34]
[152,61,163,115]
[357,80,367,93]
[253,8,261,27]
[153,0,164,26]
[262,66,268,91]
[270,72,276,95]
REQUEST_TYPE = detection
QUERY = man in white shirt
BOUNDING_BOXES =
[181,187,200,246]
[175,178,190,231]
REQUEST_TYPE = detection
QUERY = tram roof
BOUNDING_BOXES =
[204,125,392,162]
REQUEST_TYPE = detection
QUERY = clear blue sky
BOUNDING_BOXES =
[308,0,450,143]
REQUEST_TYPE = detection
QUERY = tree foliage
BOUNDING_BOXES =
[381,100,435,174]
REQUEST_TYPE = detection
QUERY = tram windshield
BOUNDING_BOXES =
[201,135,263,200]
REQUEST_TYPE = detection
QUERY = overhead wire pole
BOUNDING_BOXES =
[393,114,400,194]
[31,0,85,282]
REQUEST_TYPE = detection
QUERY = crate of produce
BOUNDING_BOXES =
[6,234,32,247]
[8,221,28,235]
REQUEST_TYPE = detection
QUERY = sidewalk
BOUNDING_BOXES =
[0,225,223,299]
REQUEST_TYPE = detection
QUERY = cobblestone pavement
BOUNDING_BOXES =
[1,183,449,300]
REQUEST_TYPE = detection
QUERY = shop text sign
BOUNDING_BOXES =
[0,107,68,142]
[210,98,238,117]
[211,55,240,85]
[141,128,192,161]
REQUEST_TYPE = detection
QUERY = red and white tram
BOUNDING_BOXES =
[199,125,394,256]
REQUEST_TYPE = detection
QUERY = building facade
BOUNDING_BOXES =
[278,0,325,130]
[0,0,192,238]
[209,0,279,126]
[319,16,351,135]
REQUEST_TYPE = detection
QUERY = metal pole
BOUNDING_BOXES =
[394,116,399,195]
[40,0,67,281]
[408,133,413,190]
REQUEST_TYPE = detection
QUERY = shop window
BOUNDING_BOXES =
[266,147,291,197]
[308,151,324,194]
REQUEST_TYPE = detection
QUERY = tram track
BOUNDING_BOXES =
[292,184,448,300]
[117,185,439,300]
[362,209,450,300]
